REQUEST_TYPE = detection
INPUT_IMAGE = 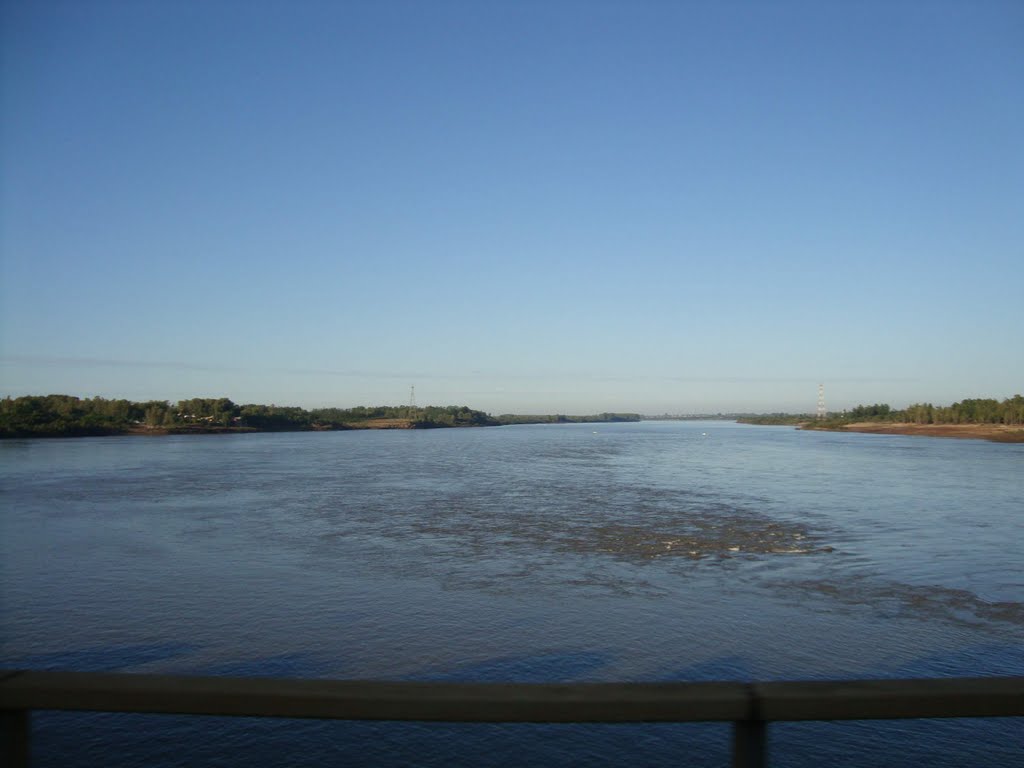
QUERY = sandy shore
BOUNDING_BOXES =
[802,422,1024,443]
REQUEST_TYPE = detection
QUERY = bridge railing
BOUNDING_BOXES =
[2,670,1022,767]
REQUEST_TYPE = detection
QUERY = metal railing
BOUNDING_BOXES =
[2,669,1022,767]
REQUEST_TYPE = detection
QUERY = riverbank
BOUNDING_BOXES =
[0,418,428,438]
[1,395,647,438]
[800,422,1024,443]
[127,418,423,435]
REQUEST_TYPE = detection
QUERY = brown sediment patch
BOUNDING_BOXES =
[559,519,833,562]
[401,489,836,566]
[804,422,1024,443]
[346,418,415,429]
[773,577,1024,628]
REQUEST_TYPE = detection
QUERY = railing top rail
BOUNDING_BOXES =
[1,670,1022,723]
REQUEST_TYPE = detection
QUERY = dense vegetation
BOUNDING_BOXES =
[889,397,1024,425]
[739,396,1024,428]
[0,396,641,438]
[0,395,500,437]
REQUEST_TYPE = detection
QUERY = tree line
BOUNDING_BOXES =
[735,396,1024,428]
[0,395,642,438]
[0,395,502,437]
[851,396,1024,425]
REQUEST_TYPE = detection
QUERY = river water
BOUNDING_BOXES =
[1,421,1022,766]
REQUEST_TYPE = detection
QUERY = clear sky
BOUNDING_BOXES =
[2,0,1021,414]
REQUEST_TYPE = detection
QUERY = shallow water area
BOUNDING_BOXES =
[2,421,1022,766]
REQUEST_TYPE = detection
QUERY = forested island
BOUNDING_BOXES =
[739,396,1024,443]
[0,395,640,438]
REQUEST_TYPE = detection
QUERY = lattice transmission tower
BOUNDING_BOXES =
[409,385,416,409]
[817,383,826,420]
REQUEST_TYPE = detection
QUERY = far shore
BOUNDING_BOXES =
[800,422,1024,443]
[124,418,423,436]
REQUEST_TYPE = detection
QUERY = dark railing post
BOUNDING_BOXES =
[1,709,30,768]
[732,720,767,768]
[733,683,767,768]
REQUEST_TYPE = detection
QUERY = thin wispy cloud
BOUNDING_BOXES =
[0,354,237,372]
[1,355,915,385]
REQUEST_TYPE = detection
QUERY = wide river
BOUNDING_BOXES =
[1,421,1022,766]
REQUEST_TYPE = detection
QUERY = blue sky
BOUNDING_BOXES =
[2,0,1021,414]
